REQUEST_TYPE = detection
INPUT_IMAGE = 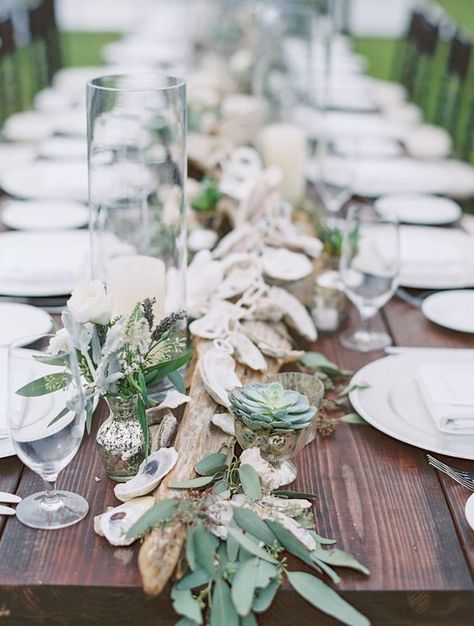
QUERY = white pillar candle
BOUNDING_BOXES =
[259,123,306,205]
[106,255,166,320]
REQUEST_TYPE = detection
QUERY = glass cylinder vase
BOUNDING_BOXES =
[87,74,187,356]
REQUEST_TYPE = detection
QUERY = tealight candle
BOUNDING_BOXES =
[259,123,306,205]
[106,255,166,320]
[311,270,349,332]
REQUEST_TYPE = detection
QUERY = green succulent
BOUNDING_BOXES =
[229,382,316,433]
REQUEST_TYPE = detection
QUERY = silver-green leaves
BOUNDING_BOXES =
[229,382,315,433]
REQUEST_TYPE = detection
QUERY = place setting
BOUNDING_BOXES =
[0,1,473,625]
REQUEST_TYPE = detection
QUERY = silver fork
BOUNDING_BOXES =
[427,454,474,490]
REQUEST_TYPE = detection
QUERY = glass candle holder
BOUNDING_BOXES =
[87,74,187,327]
[311,269,350,333]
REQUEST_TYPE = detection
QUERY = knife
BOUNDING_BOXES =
[0,492,21,504]
[0,504,15,516]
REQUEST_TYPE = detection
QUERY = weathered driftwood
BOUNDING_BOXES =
[138,338,283,595]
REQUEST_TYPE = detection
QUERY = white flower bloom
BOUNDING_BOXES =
[68,280,111,325]
[48,328,70,355]
[122,316,151,354]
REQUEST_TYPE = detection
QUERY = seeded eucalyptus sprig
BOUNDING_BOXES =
[127,449,370,626]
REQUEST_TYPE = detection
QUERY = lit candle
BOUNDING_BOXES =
[259,123,306,204]
[106,255,166,320]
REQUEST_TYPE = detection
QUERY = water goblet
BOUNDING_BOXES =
[339,203,399,352]
[8,333,88,529]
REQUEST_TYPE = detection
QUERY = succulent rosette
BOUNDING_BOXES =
[229,382,315,433]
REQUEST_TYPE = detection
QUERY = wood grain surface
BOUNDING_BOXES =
[0,301,473,625]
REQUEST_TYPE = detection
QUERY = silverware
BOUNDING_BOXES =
[396,288,437,308]
[0,492,21,504]
[0,504,16,516]
[427,454,474,490]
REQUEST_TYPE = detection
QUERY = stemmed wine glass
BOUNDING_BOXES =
[8,333,88,529]
[339,203,399,352]
[316,135,355,227]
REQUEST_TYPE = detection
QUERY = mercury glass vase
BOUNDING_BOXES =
[87,74,187,395]
[96,396,148,482]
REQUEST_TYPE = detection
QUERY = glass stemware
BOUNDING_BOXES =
[8,333,88,529]
[339,203,399,352]
[316,136,355,226]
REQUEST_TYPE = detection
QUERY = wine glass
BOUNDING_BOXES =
[339,203,399,352]
[316,136,355,228]
[8,333,88,529]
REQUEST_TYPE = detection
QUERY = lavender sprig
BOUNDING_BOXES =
[152,310,186,342]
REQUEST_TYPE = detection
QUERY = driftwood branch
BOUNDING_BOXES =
[138,338,282,595]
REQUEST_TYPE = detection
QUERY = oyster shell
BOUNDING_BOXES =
[240,320,303,363]
[114,447,179,502]
[189,300,241,339]
[213,223,253,258]
[230,331,267,372]
[188,228,218,252]
[262,247,313,282]
[269,286,317,341]
[199,346,242,407]
[187,250,223,318]
[251,296,284,322]
[94,496,155,546]
[211,412,236,436]
[154,411,178,449]
[220,147,262,201]
[239,447,294,490]
[217,263,261,300]
[156,390,191,410]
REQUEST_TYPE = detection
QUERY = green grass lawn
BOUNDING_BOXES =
[61,31,121,67]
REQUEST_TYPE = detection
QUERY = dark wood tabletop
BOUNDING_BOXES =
[0,299,473,626]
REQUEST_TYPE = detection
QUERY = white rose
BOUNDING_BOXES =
[48,328,70,355]
[67,280,111,325]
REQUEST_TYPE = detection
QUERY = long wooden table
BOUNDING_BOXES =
[0,299,473,625]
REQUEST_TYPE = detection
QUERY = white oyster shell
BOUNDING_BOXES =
[269,286,317,341]
[220,147,262,201]
[217,264,261,300]
[114,448,179,502]
[157,390,190,410]
[213,223,253,258]
[211,412,236,436]
[199,346,242,407]
[187,250,223,318]
[230,331,267,372]
[262,247,313,282]
[188,228,218,252]
[189,300,241,339]
[94,496,155,546]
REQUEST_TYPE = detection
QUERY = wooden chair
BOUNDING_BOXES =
[28,0,62,92]
[0,16,23,121]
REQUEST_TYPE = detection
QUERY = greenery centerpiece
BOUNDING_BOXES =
[19,280,191,481]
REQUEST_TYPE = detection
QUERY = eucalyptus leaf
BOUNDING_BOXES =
[168,370,185,393]
[144,350,192,386]
[265,521,320,572]
[194,524,219,576]
[338,383,369,398]
[177,568,210,590]
[171,587,203,624]
[252,579,280,614]
[85,397,94,435]
[238,465,262,501]
[210,577,239,626]
[311,546,370,576]
[175,618,197,626]
[213,480,230,495]
[195,453,228,477]
[231,557,259,616]
[168,475,217,489]
[301,352,352,378]
[47,406,70,427]
[226,527,277,565]
[308,530,336,546]
[226,530,240,563]
[255,560,277,589]
[313,557,341,584]
[287,571,370,626]
[186,527,197,571]
[272,490,317,500]
[16,372,72,397]
[339,413,368,425]
[125,498,179,539]
[241,613,258,626]
[232,507,276,546]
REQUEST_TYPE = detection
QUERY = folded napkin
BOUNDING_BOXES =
[417,363,474,434]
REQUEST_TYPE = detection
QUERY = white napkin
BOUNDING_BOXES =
[417,363,474,434]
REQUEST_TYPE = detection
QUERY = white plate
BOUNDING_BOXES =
[0,437,14,459]
[0,303,52,345]
[0,144,37,177]
[2,199,89,231]
[422,290,474,333]
[373,225,474,289]
[333,136,402,159]
[38,137,87,160]
[466,493,474,531]
[0,161,88,202]
[2,111,55,142]
[375,194,462,225]
[350,351,474,460]
[0,230,89,296]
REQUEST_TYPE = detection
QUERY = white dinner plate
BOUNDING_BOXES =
[0,144,37,177]
[0,303,52,345]
[371,225,474,289]
[0,161,88,202]
[333,136,403,159]
[350,351,474,460]
[2,200,89,231]
[422,290,474,333]
[466,493,474,531]
[2,111,55,142]
[0,230,89,296]
[375,194,462,225]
